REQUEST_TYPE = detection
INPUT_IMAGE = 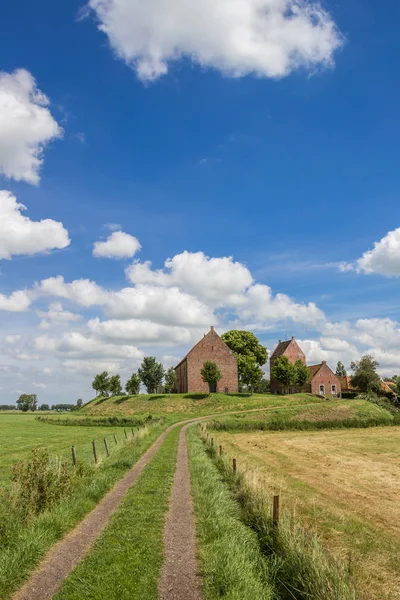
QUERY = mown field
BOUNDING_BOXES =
[211,421,400,599]
[0,413,133,484]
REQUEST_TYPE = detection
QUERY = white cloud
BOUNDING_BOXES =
[37,302,81,328]
[126,251,253,306]
[0,191,70,260]
[0,69,62,184]
[237,284,326,327]
[88,0,343,82]
[93,231,141,259]
[62,359,122,375]
[355,227,400,277]
[87,317,193,345]
[0,290,31,312]
[33,382,47,389]
[4,334,21,344]
[34,276,108,307]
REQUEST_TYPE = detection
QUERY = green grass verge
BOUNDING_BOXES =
[200,430,360,600]
[0,424,164,600]
[54,427,180,600]
[187,427,274,600]
[36,415,163,428]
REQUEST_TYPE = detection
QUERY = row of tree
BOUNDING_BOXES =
[270,357,309,393]
[15,394,83,412]
[92,358,177,396]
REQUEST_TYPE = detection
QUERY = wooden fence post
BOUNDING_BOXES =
[104,437,110,457]
[113,434,118,445]
[232,458,237,472]
[72,446,77,466]
[92,440,98,464]
[124,429,128,440]
[211,438,214,447]
[219,445,223,456]
[273,495,280,528]
[131,427,135,437]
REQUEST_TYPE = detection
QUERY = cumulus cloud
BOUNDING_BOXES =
[34,276,108,307]
[88,0,343,81]
[355,227,400,277]
[93,231,141,259]
[126,251,253,306]
[37,302,81,329]
[87,317,193,345]
[0,69,62,184]
[4,334,21,344]
[0,191,70,260]
[237,284,326,327]
[0,290,31,312]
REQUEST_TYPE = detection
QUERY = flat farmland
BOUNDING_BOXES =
[0,413,129,484]
[215,426,400,600]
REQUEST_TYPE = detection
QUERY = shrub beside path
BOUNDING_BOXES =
[158,424,202,600]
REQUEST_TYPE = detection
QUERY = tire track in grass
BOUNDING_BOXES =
[53,427,181,600]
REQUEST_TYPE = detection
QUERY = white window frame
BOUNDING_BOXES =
[331,384,337,395]
[319,384,325,395]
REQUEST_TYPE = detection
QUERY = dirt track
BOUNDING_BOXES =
[158,424,202,600]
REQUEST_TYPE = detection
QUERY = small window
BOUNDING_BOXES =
[331,384,337,395]
[319,384,325,395]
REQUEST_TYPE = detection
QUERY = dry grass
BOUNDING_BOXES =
[214,426,400,600]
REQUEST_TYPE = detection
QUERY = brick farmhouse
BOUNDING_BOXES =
[270,337,341,397]
[174,326,238,394]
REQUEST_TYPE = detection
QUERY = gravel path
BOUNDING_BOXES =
[159,424,202,600]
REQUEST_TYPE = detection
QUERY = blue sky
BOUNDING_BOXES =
[1,0,400,404]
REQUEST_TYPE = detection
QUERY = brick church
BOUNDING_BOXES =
[174,326,238,394]
[270,337,341,397]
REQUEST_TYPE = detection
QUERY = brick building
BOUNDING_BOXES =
[174,326,238,394]
[270,337,341,397]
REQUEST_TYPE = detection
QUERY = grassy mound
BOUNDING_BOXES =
[80,392,325,422]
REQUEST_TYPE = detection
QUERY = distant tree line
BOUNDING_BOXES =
[8,395,84,412]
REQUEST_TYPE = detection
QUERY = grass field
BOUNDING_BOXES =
[0,413,138,484]
[212,425,400,599]
[81,392,326,422]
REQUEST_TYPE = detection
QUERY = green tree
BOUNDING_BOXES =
[126,373,140,395]
[108,374,122,397]
[201,361,222,393]
[254,378,270,394]
[294,360,309,389]
[39,403,50,411]
[336,361,347,377]
[138,357,165,394]
[92,371,110,397]
[395,378,400,396]
[76,399,83,410]
[164,367,177,394]
[350,355,382,394]
[222,330,268,390]
[16,394,37,412]
[271,356,296,394]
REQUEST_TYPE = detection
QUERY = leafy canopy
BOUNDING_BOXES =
[126,372,140,395]
[350,355,382,393]
[222,330,268,390]
[294,359,309,388]
[271,356,296,392]
[201,361,222,390]
[336,361,347,377]
[164,367,177,394]
[138,357,165,394]
[16,394,37,412]
[92,371,110,397]
[109,374,123,396]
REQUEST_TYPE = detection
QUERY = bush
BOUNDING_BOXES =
[10,449,74,520]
